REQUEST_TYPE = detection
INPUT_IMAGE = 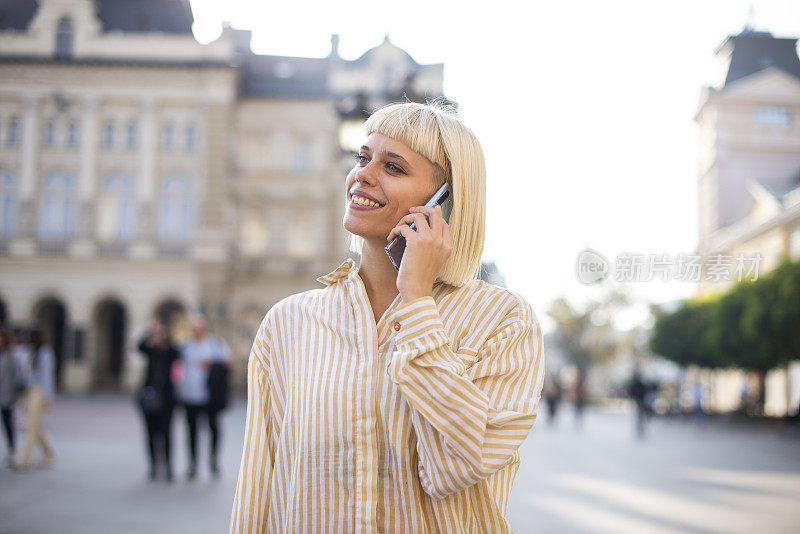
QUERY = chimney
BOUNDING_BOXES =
[330,34,340,58]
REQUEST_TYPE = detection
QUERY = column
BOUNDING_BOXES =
[131,99,157,258]
[16,95,40,247]
[75,97,98,247]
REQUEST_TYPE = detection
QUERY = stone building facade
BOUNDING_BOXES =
[0,0,445,392]
[694,28,800,415]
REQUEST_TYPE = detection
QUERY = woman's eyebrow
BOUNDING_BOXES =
[384,151,411,166]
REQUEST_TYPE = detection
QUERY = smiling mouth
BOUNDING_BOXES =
[350,194,384,208]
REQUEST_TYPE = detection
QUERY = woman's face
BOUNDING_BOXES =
[343,133,440,245]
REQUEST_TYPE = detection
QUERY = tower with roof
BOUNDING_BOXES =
[695,27,800,292]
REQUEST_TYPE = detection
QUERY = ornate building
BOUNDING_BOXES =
[694,27,800,415]
[696,28,800,293]
[0,0,445,392]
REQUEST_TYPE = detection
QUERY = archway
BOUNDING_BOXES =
[33,298,68,391]
[93,299,127,390]
[153,299,188,344]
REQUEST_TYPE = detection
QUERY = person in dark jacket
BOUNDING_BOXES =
[137,320,179,482]
[0,328,19,469]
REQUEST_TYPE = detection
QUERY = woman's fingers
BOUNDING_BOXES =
[387,212,431,242]
[410,205,446,234]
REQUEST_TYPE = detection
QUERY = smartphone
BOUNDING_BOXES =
[385,182,453,270]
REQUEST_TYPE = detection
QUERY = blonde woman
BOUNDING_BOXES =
[230,101,545,533]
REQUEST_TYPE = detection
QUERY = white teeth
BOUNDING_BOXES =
[351,195,380,207]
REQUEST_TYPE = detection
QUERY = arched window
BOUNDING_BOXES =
[66,119,80,147]
[55,18,73,59]
[161,121,175,151]
[0,170,16,238]
[158,175,194,242]
[184,122,197,151]
[42,118,56,147]
[39,171,75,240]
[125,120,138,150]
[102,119,115,148]
[7,116,21,146]
[98,173,136,242]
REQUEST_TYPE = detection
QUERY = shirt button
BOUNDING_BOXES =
[393,322,401,331]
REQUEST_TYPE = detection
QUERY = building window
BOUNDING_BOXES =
[98,173,136,242]
[161,122,175,151]
[102,119,115,148]
[7,116,21,146]
[125,120,138,150]
[293,140,312,171]
[753,106,793,128]
[66,119,80,148]
[0,170,16,238]
[240,211,269,257]
[55,18,74,60]
[39,171,75,241]
[185,122,197,151]
[158,175,194,242]
[43,118,56,147]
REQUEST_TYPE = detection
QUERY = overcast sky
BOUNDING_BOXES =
[190,0,800,332]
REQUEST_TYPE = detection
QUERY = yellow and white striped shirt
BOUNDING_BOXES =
[230,258,545,533]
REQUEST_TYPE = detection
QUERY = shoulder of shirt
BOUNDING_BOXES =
[447,278,539,327]
[258,287,328,330]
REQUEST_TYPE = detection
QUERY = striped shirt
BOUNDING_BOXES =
[230,258,545,533]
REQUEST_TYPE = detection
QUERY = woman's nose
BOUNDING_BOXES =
[355,164,376,185]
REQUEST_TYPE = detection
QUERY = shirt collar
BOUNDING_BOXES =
[316,258,359,286]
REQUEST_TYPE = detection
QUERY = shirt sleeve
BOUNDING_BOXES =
[386,294,545,499]
[230,318,273,534]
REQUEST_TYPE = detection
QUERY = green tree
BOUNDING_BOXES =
[650,299,717,368]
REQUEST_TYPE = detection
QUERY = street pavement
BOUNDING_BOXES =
[1,395,799,534]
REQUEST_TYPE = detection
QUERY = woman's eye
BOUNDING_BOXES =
[355,154,368,164]
[386,163,404,173]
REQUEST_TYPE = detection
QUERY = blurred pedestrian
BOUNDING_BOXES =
[544,376,563,427]
[18,330,55,471]
[11,328,32,386]
[573,369,587,428]
[136,320,180,482]
[1,328,21,469]
[177,314,231,480]
[629,369,648,439]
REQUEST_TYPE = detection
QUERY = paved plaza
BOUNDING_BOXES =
[1,395,799,534]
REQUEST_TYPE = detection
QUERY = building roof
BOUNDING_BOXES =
[240,54,330,98]
[716,29,800,88]
[0,0,37,30]
[96,0,193,34]
[0,0,194,34]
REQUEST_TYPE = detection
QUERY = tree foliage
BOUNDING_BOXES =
[650,257,800,373]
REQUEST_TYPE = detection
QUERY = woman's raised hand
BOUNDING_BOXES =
[387,204,452,303]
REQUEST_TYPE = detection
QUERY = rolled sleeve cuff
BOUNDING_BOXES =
[387,296,466,382]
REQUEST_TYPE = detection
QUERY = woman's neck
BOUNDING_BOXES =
[358,239,400,319]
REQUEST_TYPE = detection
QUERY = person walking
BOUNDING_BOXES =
[0,328,20,469]
[18,330,55,471]
[544,376,563,427]
[629,369,648,439]
[177,314,231,480]
[136,320,180,482]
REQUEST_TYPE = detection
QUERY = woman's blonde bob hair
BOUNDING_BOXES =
[348,100,486,287]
